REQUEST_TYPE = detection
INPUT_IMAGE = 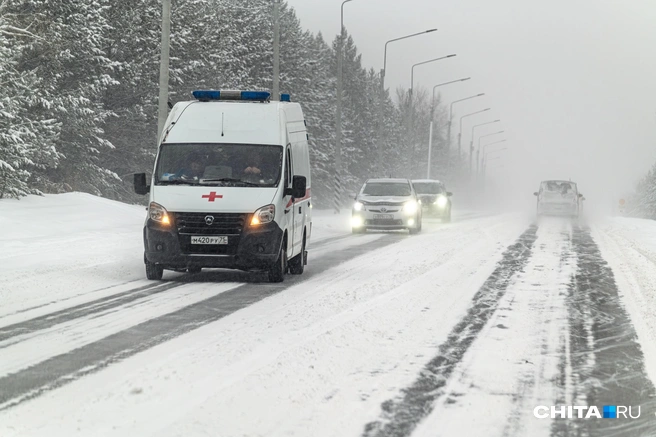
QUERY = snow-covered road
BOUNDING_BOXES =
[1,194,655,436]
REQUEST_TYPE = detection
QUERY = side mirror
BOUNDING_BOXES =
[446,192,453,197]
[533,192,539,196]
[284,175,307,198]
[134,173,150,195]
[578,193,583,198]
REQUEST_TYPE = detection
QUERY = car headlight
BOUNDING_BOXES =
[351,216,364,227]
[353,201,364,211]
[149,202,171,225]
[251,204,275,225]
[403,201,418,215]
[434,196,448,208]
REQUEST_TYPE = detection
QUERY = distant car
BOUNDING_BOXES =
[412,179,452,221]
[352,178,422,234]
[534,180,583,218]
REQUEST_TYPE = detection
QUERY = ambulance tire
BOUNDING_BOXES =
[289,233,306,275]
[145,254,163,280]
[268,238,287,283]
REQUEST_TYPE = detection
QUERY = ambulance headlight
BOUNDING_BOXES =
[149,202,171,225]
[403,201,418,215]
[353,201,364,211]
[435,196,448,208]
[251,204,275,226]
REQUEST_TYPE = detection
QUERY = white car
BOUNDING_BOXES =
[534,180,582,218]
[351,178,422,234]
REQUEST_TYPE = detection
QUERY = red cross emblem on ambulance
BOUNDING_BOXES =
[202,192,223,202]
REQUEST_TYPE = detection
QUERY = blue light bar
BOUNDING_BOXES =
[280,93,291,102]
[192,90,221,100]
[191,90,271,101]
[241,91,271,101]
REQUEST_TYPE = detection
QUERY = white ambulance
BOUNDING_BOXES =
[134,90,311,282]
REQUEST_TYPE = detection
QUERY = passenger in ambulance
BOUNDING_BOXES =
[173,152,206,180]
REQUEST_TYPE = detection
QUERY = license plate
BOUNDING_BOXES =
[191,235,228,245]
[373,214,393,219]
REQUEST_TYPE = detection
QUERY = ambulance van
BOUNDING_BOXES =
[134,90,311,282]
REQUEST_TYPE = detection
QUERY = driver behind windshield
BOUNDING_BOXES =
[172,152,206,180]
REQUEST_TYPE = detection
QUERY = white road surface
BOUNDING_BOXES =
[1,193,655,436]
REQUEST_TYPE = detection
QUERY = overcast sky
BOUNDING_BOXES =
[286,0,656,208]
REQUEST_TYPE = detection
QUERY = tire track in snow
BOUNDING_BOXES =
[0,232,367,344]
[552,226,656,437]
[0,282,183,344]
[362,225,539,437]
[0,234,405,412]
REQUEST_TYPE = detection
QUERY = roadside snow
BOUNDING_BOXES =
[0,193,529,437]
[593,217,656,386]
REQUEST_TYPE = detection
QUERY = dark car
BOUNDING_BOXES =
[411,179,453,222]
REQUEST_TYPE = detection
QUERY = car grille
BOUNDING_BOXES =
[174,212,249,255]
[369,208,401,213]
[364,201,405,207]
[419,195,437,204]
[366,219,404,226]
[365,201,404,213]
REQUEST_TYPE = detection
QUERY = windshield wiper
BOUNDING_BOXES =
[158,179,201,186]
[200,178,260,187]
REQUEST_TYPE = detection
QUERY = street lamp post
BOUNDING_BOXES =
[457,108,490,159]
[408,54,456,176]
[378,29,437,173]
[157,0,172,142]
[426,77,470,179]
[476,131,504,176]
[445,93,484,170]
[482,148,508,182]
[272,0,281,100]
[480,139,507,169]
[482,154,506,180]
[334,0,355,214]
[409,55,456,104]
[468,120,500,173]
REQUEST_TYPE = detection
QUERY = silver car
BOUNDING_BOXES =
[351,178,423,234]
[412,179,453,222]
[534,180,582,218]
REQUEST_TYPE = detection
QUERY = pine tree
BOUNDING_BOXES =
[8,0,118,195]
[0,3,60,198]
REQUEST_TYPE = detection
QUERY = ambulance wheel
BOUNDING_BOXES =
[145,255,163,280]
[268,239,287,283]
[289,233,306,275]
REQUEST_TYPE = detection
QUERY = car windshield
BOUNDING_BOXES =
[541,181,576,195]
[154,143,283,187]
[362,182,411,196]
[413,182,444,195]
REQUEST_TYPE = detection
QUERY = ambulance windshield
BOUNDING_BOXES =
[155,144,283,187]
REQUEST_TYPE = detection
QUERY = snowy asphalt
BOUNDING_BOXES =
[0,232,405,411]
[1,201,656,436]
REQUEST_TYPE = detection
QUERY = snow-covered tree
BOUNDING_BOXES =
[0,2,60,199]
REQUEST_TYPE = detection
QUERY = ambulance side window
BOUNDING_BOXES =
[285,146,292,188]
